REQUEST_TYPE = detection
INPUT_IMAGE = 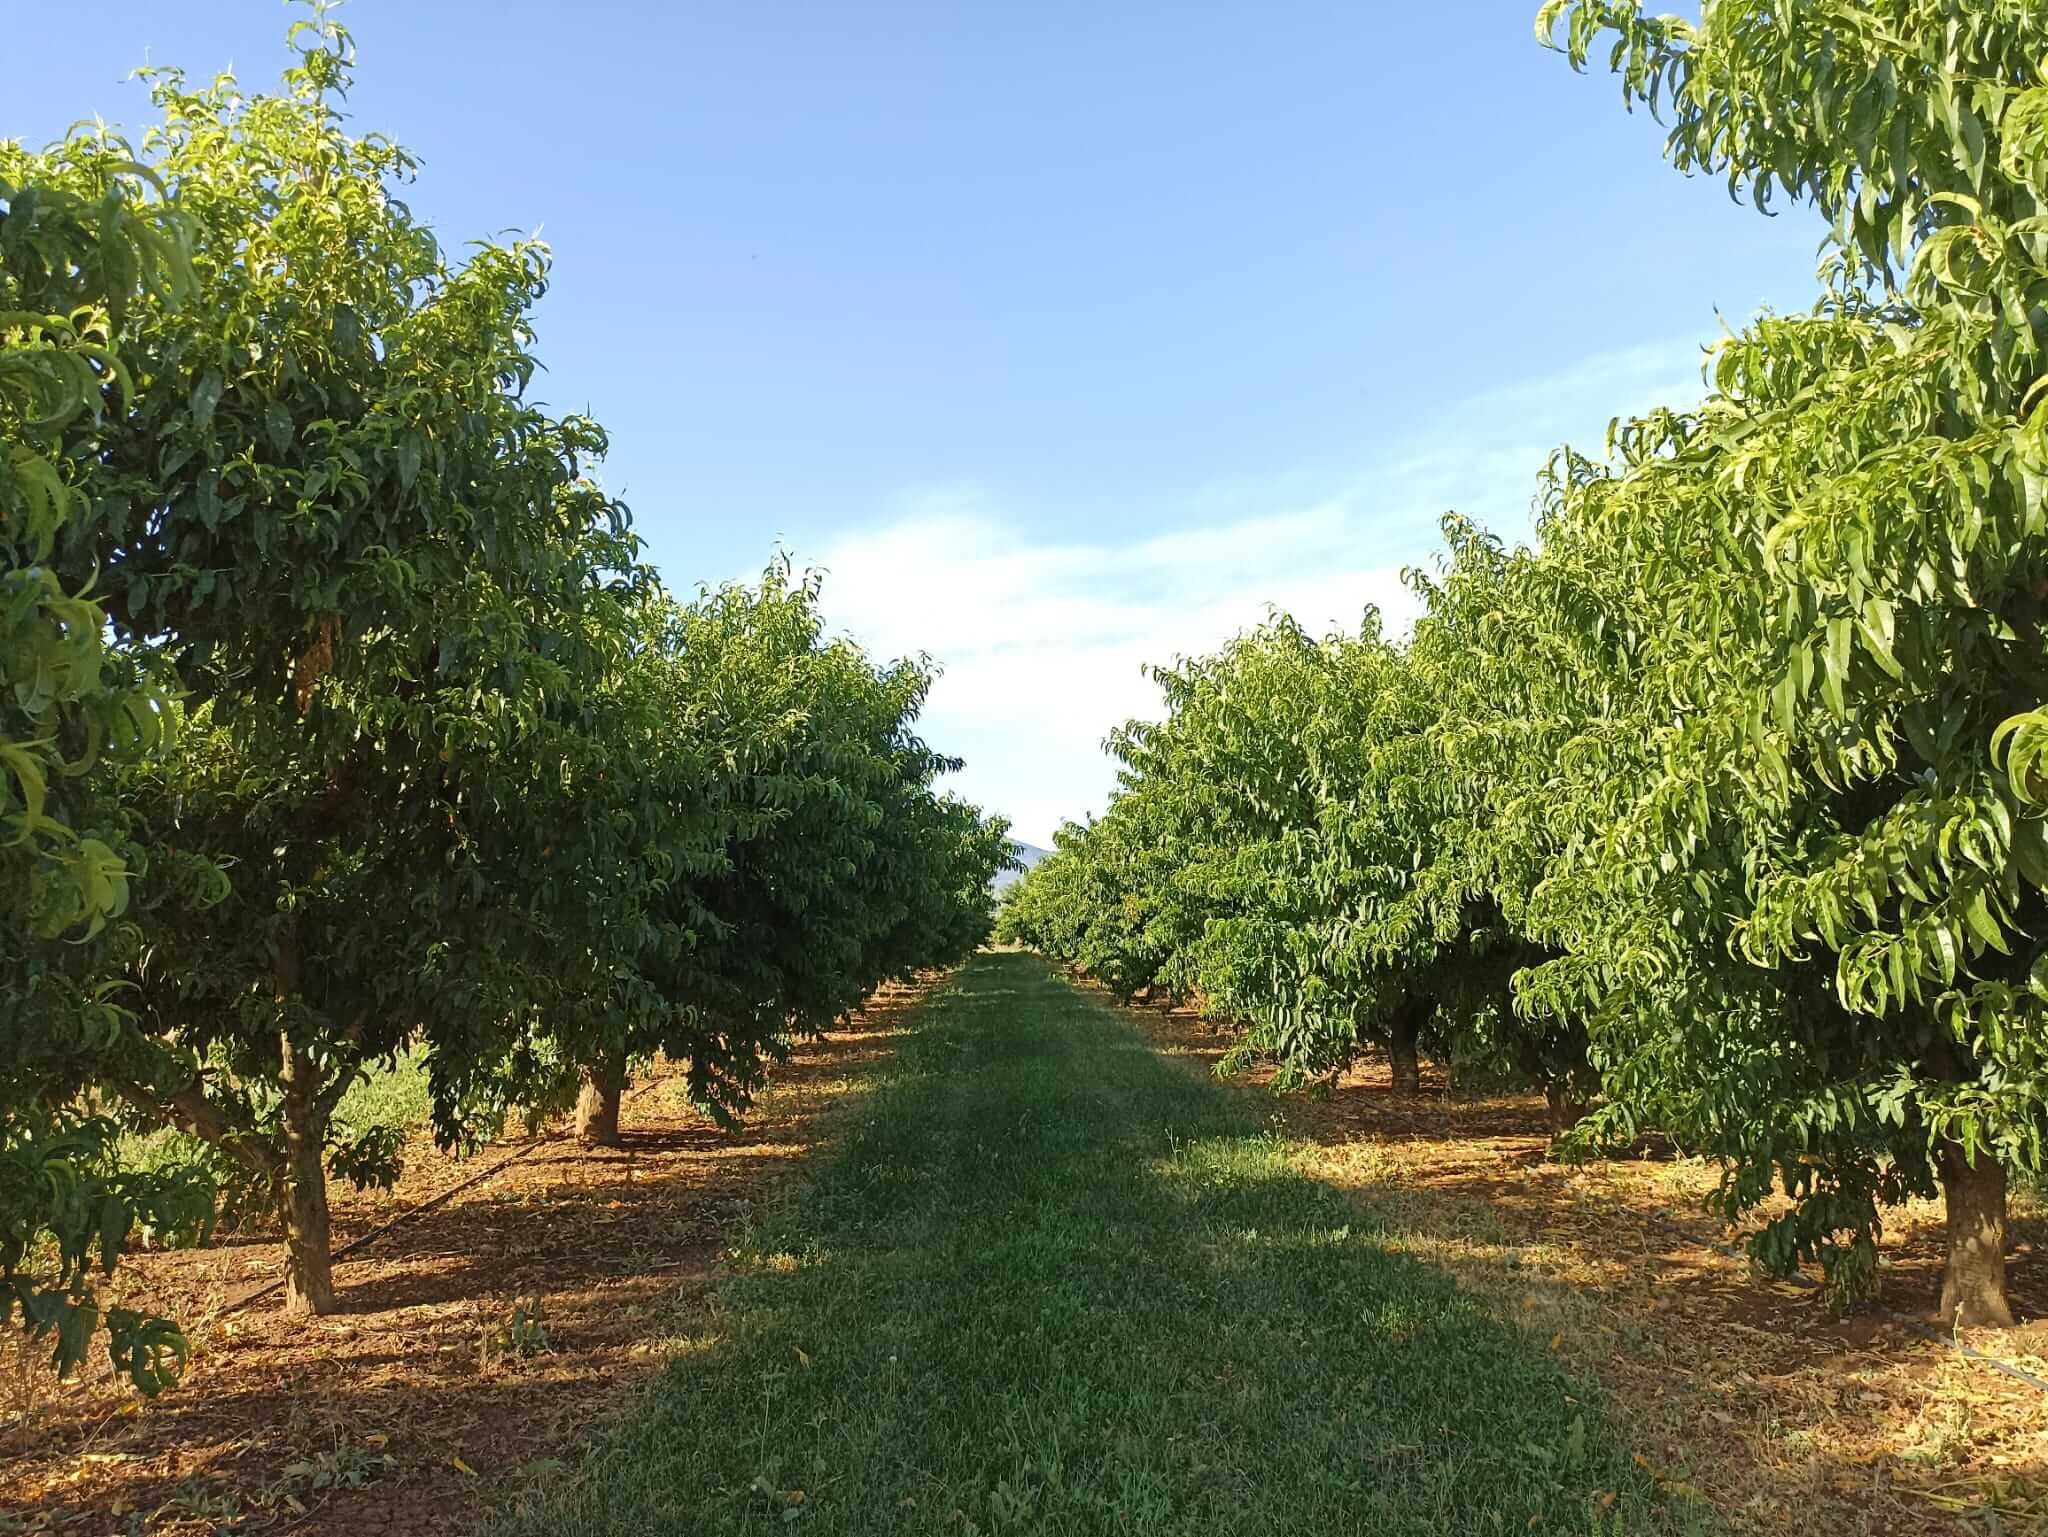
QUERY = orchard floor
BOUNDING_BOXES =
[1118,983,2048,1537]
[12,959,2046,1536]
[491,952,1694,1537]
[0,983,931,1537]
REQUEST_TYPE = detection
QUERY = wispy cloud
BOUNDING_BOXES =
[796,337,1709,846]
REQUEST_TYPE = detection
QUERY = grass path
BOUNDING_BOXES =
[492,952,1706,1536]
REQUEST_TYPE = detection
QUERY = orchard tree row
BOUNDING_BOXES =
[1002,0,2048,1330]
[1,12,1009,1393]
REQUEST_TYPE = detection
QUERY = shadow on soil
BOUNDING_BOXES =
[0,1001,920,1537]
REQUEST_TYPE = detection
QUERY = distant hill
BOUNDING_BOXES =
[993,839,1050,895]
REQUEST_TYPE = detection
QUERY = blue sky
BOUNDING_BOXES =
[7,1,1828,844]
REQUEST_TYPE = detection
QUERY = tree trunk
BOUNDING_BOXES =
[1938,1141,2015,1329]
[576,1063,625,1146]
[1543,1079,1588,1135]
[279,1038,337,1317]
[1388,1003,1422,1096]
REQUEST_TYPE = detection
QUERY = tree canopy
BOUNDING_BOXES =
[1004,0,2048,1328]
[1,9,1008,1388]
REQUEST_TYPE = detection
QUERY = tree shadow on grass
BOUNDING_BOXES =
[1116,975,2048,1536]
[491,952,1707,1537]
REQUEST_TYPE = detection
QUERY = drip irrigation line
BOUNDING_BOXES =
[209,988,941,1323]
[1636,1210,2048,1396]
[218,1073,673,1318]
[218,1135,555,1317]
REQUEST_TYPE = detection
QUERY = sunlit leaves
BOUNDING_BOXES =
[525,571,1009,1130]
[1,97,209,1386]
[4,5,1007,1380]
[1019,0,2048,1316]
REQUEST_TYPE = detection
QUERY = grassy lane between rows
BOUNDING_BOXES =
[490,952,1712,1537]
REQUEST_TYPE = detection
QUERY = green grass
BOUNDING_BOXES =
[490,952,1710,1537]
[118,1044,434,1185]
[333,1043,436,1137]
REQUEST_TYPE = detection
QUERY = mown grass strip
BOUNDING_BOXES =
[491,952,1709,1536]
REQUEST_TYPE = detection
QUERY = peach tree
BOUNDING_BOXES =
[520,570,1011,1145]
[1,137,217,1391]
[19,11,647,1319]
[1533,0,2048,1323]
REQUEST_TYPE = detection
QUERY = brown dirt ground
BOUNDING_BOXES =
[0,981,935,1537]
[1110,983,2048,1537]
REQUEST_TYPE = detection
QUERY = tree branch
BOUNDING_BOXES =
[122,1074,283,1182]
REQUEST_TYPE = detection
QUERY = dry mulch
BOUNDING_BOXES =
[1117,986,2048,1537]
[1,984,932,1537]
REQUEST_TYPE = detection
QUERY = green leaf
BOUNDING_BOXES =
[267,401,295,456]
[189,368,224,430]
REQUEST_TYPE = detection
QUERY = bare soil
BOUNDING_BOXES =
[1,984,930,1537]
[1120,987,2048,1537]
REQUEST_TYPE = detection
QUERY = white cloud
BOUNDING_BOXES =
[790,337,1709,847]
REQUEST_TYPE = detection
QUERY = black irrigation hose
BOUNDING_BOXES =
[218,1074,673,1318]
[211,988,940,1321]
[1636,1210,2048,1397]
[218,1135,556,1317]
